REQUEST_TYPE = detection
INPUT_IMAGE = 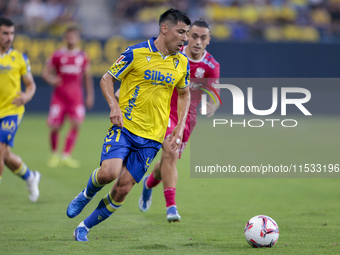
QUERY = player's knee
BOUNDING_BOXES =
[4,153,22,170]
[70,122,81,130]
[0,143,9,160]
[115,183,132,197]
[50,126,61,132]
[163,149,179,163]
[98,166,118,183]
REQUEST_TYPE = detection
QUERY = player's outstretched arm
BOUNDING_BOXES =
[100,72,123,128]
[84,63,95,110]
[12,73,36,106]
[169,86,190,151]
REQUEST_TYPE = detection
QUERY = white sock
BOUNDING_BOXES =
[83,188,95,200]
[78,221,90,231]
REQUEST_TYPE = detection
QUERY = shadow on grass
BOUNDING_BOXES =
[131,244,174,250]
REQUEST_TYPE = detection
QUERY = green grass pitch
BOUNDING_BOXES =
[1,114,340,254]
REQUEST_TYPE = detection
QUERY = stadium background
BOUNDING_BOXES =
[1,0,340,113]
[2,1,340,254]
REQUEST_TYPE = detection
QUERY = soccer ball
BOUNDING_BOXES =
[244,215,279,248]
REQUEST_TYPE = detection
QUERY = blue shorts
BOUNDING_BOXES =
[0,115,22,147]
[100,126,162,183]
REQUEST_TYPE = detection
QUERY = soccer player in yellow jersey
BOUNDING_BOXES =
[66,8,191,242]
[0,18,40,202]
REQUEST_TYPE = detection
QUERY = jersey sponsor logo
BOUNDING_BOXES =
[61,56,68,64]
[0,64,12,73]
[1,120,16,132]
[75,55,84,66]
[60,65,82,74]
[144,70,175,86]
[195,67,205,78]
[124,85,140,121]
[202,58,216,69]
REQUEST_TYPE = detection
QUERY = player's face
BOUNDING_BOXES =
[64,30,80,49]
[0,25,14,51]
[187,25,210,56]
[165,21,190,54]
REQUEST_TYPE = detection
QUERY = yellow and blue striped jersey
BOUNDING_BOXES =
[108,37,190,143]
[0,48,31,118]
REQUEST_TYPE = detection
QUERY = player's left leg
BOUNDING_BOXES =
[4,147,41,202]
[138,117,176,212]
[61,104,85,168]
[47,102,66,167]
[138,160,161,212]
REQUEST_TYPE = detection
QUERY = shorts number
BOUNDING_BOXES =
[107,129,121,142]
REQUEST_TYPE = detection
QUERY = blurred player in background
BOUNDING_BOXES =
[0,17,41,202]
[66,8,191,242]
[139,19,220,222]
[42,25,94,168]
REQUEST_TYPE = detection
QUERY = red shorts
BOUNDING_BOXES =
[164,113,195,159]
[47,97,85,127]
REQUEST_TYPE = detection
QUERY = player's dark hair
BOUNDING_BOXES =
[64,24,80,35]
[159,8,191,26]
[191,19,210,30]
[0,17,14,27]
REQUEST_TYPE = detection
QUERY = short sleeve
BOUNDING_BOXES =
[46,52,58,69]
[20,53,31,76]
[207,61,220,87]
[176,59,190,89]
[107,47,134,81]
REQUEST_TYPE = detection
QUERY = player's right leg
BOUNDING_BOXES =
[67,125,129,218]
[74,165,136,241]
[61,104,85,168]
[0,115,41,200]
[47,103,65,168]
